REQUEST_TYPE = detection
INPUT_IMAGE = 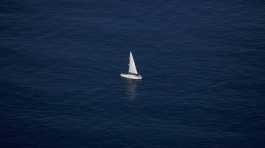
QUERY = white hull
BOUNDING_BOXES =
[120,73,142,80]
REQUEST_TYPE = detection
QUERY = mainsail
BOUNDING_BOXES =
[128,51,138,74]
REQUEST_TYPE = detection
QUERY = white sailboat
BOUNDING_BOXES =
[120,51,142,80]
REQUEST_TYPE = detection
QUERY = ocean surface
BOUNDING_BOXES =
[1,0,265,147]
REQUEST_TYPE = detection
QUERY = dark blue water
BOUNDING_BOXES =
[1,0,265,147]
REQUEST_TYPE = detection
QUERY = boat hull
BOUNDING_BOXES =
[120,73,142,80]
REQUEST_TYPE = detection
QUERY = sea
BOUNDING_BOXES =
[1,0,265,147]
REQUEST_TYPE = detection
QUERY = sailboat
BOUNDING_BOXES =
[120,51,142,80]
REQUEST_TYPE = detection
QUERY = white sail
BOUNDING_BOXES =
[128,51,138,74]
